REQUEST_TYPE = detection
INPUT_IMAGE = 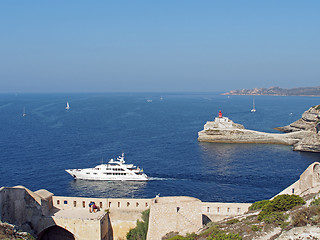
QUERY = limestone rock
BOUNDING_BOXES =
[198,105,320,153]
[275,225,320,239]
[293,133,320,152]
[276,105,320,133]
[276,105,320,152]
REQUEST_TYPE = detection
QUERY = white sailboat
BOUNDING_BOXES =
[22,107,27,117]
[65,101,70,110]
[251,98,256,112]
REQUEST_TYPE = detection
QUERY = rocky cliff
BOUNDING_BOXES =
[275,105,320,152]
[198,105,320,152]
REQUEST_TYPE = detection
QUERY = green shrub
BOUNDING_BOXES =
[226,219,240,225]
[207,231,242,240]
[292,208,308,227]
[127,209,150,240]
[267,195,305,212]
[292,205,320,227]
[259,195,305,216]
[259,212,287,224]
[166,232,197,240]
[205,226,242,240]
[166,236,185,240]
[249,200,270,211]
[162,231,179,240]
[199,223,219,237]
[310,197,320,206]
[258,195,305,224]
[184,233,197,240]
[251,225,262,232]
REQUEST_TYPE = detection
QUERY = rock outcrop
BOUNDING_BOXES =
[275,105,320,133]
[276,105,320,152]
[198,105,320,152]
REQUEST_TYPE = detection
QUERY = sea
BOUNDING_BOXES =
[0,93,320,203]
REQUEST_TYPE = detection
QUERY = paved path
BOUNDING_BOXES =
[52,208,106,220]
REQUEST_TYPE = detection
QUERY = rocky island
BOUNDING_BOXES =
[223,86,320,96]
[198,106,320,152]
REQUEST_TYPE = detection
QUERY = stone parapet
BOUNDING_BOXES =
[275,162,320,198]
[202,202,251,222]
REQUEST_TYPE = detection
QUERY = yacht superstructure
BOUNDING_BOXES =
[65,153,148,181]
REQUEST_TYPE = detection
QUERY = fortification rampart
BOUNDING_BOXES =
[202,202,251,222]
[53,196,152,239]
[276,162,320,198]
[147,196,203,240]
[53,196,151,212]
[2,162,320,240]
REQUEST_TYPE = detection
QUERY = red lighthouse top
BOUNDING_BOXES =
[218,110,222,118]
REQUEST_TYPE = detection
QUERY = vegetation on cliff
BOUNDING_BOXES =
[0,221,35,240]
[164,194,317,240]
[127,209,150,240]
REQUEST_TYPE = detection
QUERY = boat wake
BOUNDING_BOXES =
[148,177,182,181]
[148,177,172,181]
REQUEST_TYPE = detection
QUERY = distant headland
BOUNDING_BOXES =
[222,86,320,96]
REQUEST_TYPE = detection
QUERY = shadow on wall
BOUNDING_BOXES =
[104,212,113,240]
[202,214,211,226]
[37,226,75,240]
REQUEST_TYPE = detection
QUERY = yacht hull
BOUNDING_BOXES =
[65,169,148,181]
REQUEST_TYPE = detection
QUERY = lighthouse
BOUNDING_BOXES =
[218,110,222,118]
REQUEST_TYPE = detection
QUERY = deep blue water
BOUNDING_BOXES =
[0,93,320,203]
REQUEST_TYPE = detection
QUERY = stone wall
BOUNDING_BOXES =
[147,196,203,240]
[53,196,151,212]
[275,162,320,197]
[0,186,51,234]
[202,202,251,222]
[0,187,252,240]
[53,196,151,240]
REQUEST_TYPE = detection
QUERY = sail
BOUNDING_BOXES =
[251,98,256,112]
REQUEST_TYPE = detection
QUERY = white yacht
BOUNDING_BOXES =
[65,153,148,181]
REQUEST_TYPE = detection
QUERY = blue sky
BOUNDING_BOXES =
[0,1,319,93]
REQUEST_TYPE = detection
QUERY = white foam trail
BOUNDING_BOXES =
[0,103,12,109]
[148,177,176,181]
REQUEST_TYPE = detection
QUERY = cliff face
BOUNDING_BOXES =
[276,105,320,152]
[276,105,320,133]
[198,105,320,153]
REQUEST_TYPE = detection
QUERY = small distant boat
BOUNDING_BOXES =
[65,101,70,110]
[251,98,256,112]
[147,99,152,103]
[22,107,27,117]
[160,96,163,101]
